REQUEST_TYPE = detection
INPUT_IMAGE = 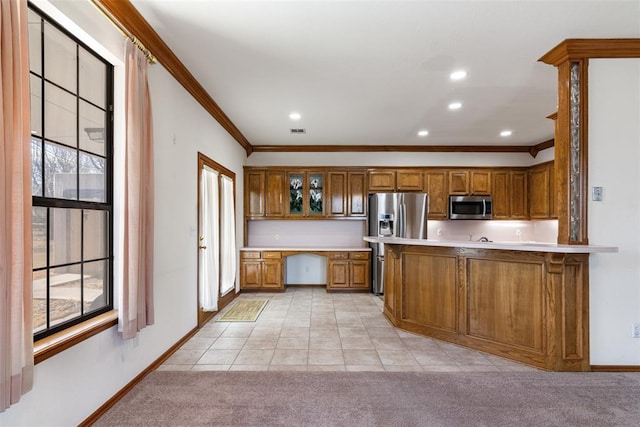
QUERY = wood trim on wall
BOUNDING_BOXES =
[591,365,640,372]
[95,0,253,155]
[528,138,555,158]
[539,39,640,66]
[251,144,542,155]
[78,326,200,427]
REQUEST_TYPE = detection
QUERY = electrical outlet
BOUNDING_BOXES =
[632,323,640,338]
[515,229,521,236]
[436,228,442,236]
[274,233,280,241]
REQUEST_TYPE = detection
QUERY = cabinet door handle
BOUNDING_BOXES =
[199,245,207,250]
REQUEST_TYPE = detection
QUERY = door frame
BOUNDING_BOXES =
[197,152,237,327]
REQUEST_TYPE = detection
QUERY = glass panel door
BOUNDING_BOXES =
[289,173,304,215]
[309,173,323,215]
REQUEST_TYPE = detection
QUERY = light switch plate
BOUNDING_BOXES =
[592,186,603,201]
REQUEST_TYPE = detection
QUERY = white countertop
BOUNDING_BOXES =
[240,247,371,252]
[363,236,618,254]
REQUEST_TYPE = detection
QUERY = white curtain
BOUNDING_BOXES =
[220,175,236,295]
[199,166,219,311]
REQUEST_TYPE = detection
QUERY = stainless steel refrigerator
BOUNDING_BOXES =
[368,192,428,295]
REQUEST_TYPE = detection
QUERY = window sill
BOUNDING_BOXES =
[34,310,118,364]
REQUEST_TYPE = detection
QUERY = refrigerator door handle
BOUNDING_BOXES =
[398,201,406,238]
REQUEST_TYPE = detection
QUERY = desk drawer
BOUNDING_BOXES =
[350,251,370,260]
[329,252,349,260]
[241,251,261,259]
[262,251,282,259]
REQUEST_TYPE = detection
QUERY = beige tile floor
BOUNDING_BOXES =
[159,286,539,372]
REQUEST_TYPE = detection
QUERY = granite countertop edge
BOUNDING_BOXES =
[362,236,618,254]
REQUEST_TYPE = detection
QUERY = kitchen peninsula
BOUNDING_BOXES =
[365,236,617,371]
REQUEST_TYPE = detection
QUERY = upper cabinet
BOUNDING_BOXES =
[327,171,347,216]
[529,162,555,219]
[448,170,469,195]
[425,170,448,219]
[448,169,492,195]
[244,169,286,218]
[492,170,528,220]
[368,170,396,192]
[245,170,265,217]
[265,170,286,217]
[348,171,367,217]
[396,169,424,191]
[470,170,492,195]
[244,167,366,220]
[245,164,553,222]
[287,171,325,217]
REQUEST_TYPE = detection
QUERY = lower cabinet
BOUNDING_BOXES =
[240,251,284,291]
[241,250,370,292]
[327,251,371,291]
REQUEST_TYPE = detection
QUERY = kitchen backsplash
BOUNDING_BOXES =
[427,219,558,243]
[247,220,367,247]
[246,219,559,247]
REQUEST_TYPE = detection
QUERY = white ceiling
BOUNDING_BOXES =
[131,0,640,148]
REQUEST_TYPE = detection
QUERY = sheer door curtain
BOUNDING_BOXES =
[199,166,220,311]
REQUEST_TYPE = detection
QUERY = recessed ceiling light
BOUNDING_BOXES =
[448,102,462,110]
[417,130,429,137]
[289,112,301,120]
[500,130,513,137]
[450,70,467,81]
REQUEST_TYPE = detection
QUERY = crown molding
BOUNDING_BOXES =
[251,143,553,157]
[539,38,640,66]
[95,0,253,155]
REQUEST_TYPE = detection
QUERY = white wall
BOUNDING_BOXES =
[588,59,640,365]
[1,1,246,425]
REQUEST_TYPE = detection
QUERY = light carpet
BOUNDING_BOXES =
[93,371,640,426]
[216,299,268,322]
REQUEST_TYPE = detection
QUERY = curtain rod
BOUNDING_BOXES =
[89,0,157,64]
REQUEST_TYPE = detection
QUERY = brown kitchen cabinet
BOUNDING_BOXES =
[491,171,510,219]
[511,171,529,219]
[327,251,370,291]
[287,170,325,218]
[492,169,528,220]
[327,171,347,216]
[265,170,286,217]
[470,170,491,195]
[529,162,553,219]
[245,170,265,217]
[396,169,424,191]
[325,170,367,218]
[244,169,286,218]
[448,170,469,195]
[424,169,448,219]
[348,171,367,217]
[368,169,396,192]
[240,251,284,291]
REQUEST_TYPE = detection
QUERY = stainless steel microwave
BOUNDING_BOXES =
[449,195,493,220]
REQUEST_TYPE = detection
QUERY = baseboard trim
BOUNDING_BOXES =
[591,365,640,372]
[78,327,199,426]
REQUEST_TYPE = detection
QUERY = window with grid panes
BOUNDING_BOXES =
[28,5,114,340]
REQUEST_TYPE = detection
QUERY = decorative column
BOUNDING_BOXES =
[539,39,640,245]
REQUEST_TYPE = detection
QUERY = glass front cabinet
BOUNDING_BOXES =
[287,171,324,217]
